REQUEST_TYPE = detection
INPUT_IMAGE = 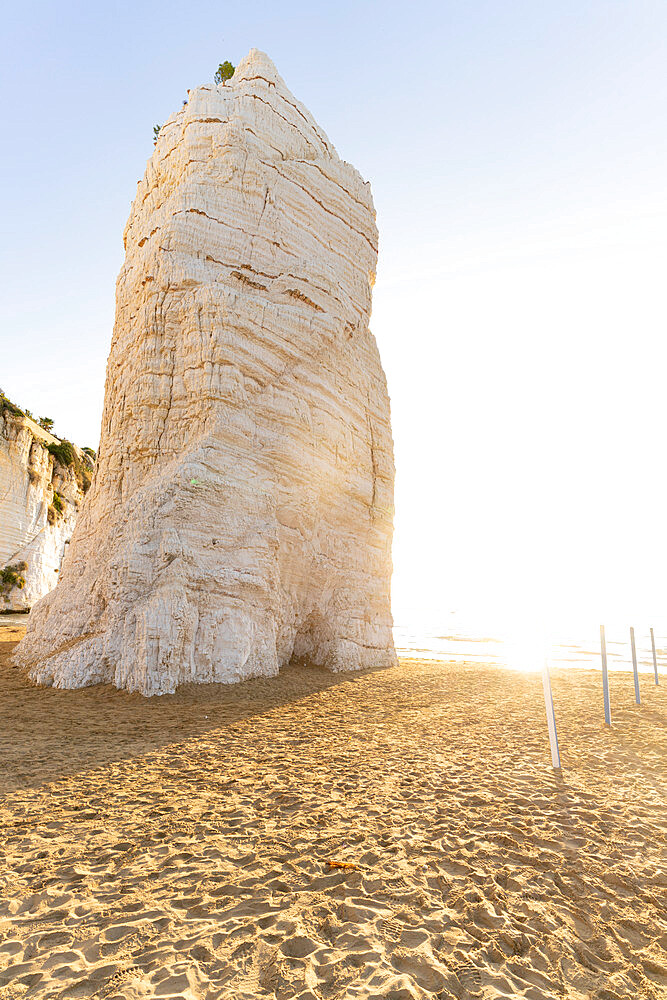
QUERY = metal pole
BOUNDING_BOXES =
[600,625,611,725]
[650,627,659,686]
[541,659,561,769]
[630,627,640,705]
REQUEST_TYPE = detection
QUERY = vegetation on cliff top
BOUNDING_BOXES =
[1,390,55,436]
[1,390,95,489]
[214,60,235,84]
[153,61,235,143]
[0,390,24,419]
[47,440,76,467]
[48,441,94,494]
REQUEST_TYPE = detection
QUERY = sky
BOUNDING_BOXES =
[2,0,666,631]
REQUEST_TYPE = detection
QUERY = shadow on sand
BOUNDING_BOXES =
[0,638,388,793]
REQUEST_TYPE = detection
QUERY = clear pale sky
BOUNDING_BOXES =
[2,1,666,628]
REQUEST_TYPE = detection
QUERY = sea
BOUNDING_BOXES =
[394,610,664,674]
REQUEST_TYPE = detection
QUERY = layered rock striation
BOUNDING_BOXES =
[17,49,397,694]
[0,403,93,611]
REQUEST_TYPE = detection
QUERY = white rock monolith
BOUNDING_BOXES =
[16,49,397,695]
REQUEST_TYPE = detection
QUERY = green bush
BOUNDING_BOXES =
[48,440,93,494]
[48,440,76,467]
[0,394,24,418]
[0,562,27,594]
[214,61,235,84]
[52,491,64,514]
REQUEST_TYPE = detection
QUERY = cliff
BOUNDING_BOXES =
[16,49,396,694]
[0,399,94,611]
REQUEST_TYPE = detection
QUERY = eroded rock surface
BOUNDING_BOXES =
[17,49,397,694]
[0,407,93,611]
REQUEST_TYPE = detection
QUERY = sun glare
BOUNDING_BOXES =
[498,630,547,673]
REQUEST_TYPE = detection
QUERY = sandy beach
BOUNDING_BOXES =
[1,628,665,1000]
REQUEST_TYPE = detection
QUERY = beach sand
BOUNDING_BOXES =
[0,628,665,1000]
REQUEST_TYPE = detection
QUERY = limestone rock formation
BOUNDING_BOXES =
[16,49,397,695]
[0,402,93,610]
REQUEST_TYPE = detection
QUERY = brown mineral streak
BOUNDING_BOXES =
[16,49,397,696]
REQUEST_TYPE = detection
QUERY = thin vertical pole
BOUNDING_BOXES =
[650,628,659,686]
[541,659,561,769]
[630,627,640,705]
[600,625,611,725]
